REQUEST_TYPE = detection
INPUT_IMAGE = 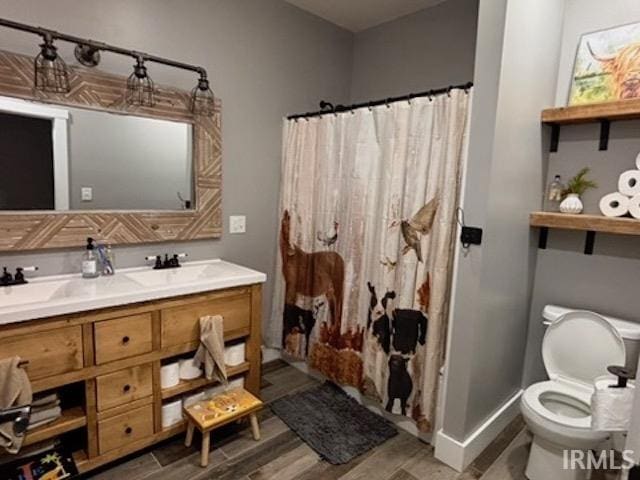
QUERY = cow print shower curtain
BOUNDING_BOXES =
[269,89,472,432]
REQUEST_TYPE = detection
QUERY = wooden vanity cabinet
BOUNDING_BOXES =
[0,283,262,474]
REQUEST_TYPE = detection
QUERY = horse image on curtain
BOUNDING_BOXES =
[270,89,472,432]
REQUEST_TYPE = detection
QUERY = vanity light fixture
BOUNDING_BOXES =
[190,72,215,116]
[34,33,70,93]
[1,17,216,115]
[126,56,155,107]
[74,43,101,67]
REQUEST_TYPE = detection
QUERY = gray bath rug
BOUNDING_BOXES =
[271,382,398,464]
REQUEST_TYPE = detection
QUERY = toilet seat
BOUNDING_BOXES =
[522,380,592,429]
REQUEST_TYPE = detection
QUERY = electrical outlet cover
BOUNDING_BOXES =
[229,215,246,234]
[81,186,93,202]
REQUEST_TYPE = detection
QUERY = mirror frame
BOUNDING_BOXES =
[0,49,221,251]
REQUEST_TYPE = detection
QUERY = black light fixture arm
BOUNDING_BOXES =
[0,17,207,76]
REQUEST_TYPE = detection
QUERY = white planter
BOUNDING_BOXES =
[559,193,584,214]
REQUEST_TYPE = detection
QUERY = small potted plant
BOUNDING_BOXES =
[559,167,598,214]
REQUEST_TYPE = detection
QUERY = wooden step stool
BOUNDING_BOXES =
[184,387,263,467]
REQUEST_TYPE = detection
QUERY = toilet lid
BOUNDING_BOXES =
[543,311,625,386]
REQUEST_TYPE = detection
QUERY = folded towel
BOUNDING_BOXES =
[193,315,228,384]
[31,393,58,409]
[31,399,60,412]
[28,406,61,428]
[0,357,33,454]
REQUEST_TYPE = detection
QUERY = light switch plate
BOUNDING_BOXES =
[229,215,246,234]
[81,186,93,202]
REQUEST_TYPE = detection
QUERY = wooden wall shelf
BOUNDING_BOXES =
[541,99,640,151]
[530,212,640,235]
[530,212,640,254]
[541,99,640,125]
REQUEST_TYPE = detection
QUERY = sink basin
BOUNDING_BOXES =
[124,263,225,287]
[0,275,144,309]
[0,280,68,308]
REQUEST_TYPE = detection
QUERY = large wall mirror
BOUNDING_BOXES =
[0,50,221,251]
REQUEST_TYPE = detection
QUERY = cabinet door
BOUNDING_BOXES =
[161,293,251,349]
[0,326,83,379]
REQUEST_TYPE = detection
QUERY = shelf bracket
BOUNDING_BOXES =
[538,227,549,249]
[584,230,596,255]
[550,124,560,153]
[599,119,610,151]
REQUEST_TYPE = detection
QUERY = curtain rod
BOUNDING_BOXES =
[287,81,473,121]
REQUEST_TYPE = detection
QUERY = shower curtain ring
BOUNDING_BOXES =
[368,101,374,111]
[385,98,391,108]
[447,86,452,97]
[407,94,413,105]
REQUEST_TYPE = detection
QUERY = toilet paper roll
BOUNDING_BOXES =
[179,358,203,380]
[182,391,205,409]
[204,384,225,399]
[628,194,640,219]
[224,343,246,367]
[618,170,640,196]
[226,377,244,391]
[599,192,630,217]
[591,376,635,431]
[161,400,183,429]
[160,362,180,389]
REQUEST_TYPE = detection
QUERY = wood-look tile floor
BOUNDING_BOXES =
[82,360,541,480]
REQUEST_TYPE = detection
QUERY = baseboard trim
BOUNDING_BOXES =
[434,389,523,472]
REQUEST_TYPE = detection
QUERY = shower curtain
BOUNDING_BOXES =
[270,89,472,432]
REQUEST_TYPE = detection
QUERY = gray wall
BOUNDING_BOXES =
[440,0,565,443]
[350,0,478,103]
[0,0,353,333]
[522,0,640,385]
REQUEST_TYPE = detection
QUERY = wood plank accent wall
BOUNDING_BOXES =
[0,49,222,251]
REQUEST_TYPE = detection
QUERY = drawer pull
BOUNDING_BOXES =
[123,384,131,393]
[122,336,130,344]
[125,426,133,435]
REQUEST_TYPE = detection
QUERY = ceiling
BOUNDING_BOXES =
[284,0,448,32]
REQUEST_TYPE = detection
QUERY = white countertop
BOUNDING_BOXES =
[0,259,266,326]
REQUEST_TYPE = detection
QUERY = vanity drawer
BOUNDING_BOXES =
[0,326,83,380]
[161,293,251,349]
[94,313,153,364]
[98,403,154,454]
[96,364,153,412]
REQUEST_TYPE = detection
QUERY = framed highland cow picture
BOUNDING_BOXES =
[569,21,640,105]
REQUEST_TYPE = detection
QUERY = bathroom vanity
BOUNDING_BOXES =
[0,259,265,474]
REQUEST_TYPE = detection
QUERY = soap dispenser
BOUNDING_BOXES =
[82,237,100,279]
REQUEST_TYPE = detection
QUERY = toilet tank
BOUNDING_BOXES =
[543,305,640,372]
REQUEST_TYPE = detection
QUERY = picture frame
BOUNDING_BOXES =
[569,21,640,106]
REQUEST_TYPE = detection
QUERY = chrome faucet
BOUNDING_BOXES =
[0,266,38,287]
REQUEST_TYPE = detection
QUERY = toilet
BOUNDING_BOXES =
[521,305,640,480]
